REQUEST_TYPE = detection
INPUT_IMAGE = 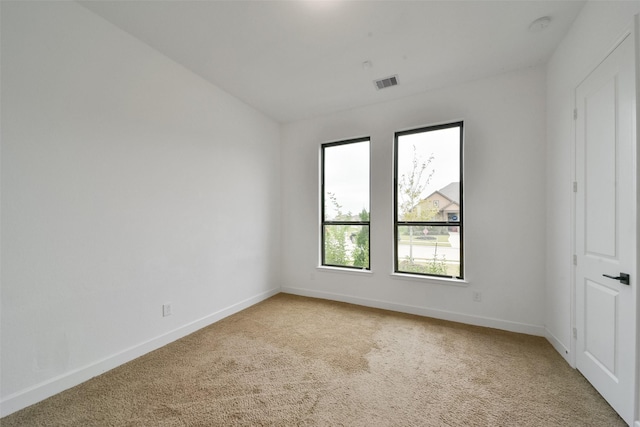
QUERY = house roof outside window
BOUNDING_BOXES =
[434,182,459,206]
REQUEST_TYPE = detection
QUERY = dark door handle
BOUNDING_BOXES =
[602,273,630,285]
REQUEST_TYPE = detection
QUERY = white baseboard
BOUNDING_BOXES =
[281,286,546,337]
[544,327,573,366]
[0,287,279,418]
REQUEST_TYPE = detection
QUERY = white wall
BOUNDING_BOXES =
[0,1,281,415]
[281,66,547,334]
[545,1,639,365]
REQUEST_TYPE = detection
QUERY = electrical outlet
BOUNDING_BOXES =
[162,303,172,317]
[472,292,482,302]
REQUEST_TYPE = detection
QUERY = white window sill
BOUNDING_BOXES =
[316,266,373,276]
[390,272,469,287]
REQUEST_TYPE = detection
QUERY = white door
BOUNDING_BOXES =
[575,32,637,425]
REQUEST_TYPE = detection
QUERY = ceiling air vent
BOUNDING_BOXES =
[374,75,399,90]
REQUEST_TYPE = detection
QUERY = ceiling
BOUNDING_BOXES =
[80,1,586,124]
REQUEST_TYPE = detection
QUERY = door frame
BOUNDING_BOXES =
[570,17,639,426]
[635,15,640,427]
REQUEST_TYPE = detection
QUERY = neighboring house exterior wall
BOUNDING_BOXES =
[416,193,450,221]
[415,182,460,223]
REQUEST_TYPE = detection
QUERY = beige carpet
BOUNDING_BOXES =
[2,293,625,426]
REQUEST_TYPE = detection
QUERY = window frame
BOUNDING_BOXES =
[393,121,464,279]
[320,137,371,270]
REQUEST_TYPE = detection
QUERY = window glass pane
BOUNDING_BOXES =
[324,141,370,221]
[397,226,460,277]
[397,127,460,222]
[395,122,463,279]
[324,225,369,268]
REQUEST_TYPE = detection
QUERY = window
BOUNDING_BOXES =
[394,122,463,278]
[321,138,370,269]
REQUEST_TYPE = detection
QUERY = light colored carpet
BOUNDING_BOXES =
[2,293,625,426]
